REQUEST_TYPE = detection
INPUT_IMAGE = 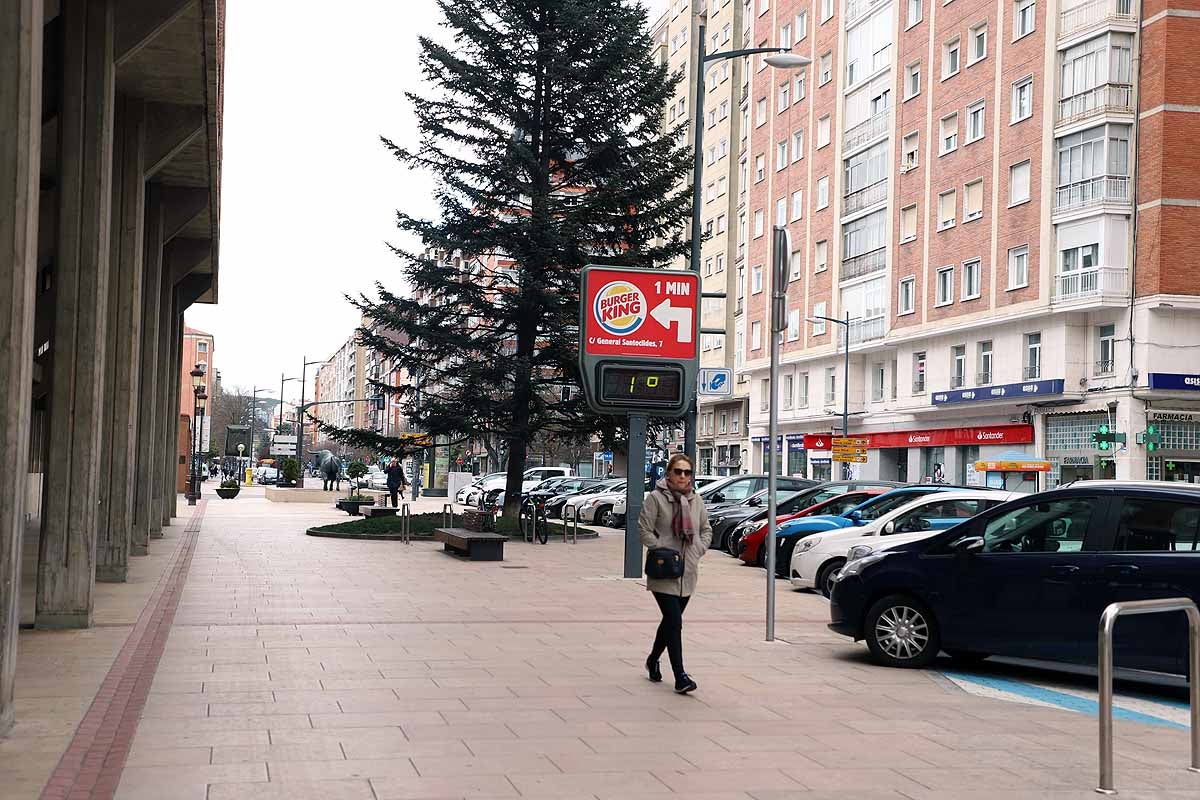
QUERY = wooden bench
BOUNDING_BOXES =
[364,505,399,519]
[433,528,505,561]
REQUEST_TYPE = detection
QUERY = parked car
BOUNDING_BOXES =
[545,479,623,518]
[701,475,817,511]
[711,480,906,553]
[474,467,576,500]
[735,489,893,565]
[457,472,505,505]
[827,481,1200,674]
[564,482,626,523]
[255,466,280,485]
[791,490,1021,597]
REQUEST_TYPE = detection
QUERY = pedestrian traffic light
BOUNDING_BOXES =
[1144,423,1161,452]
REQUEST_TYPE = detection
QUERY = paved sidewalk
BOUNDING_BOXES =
[8,490,1199,799]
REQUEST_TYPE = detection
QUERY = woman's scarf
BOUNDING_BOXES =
[656,478,696,545]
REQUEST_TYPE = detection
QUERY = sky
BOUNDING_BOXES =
[188,0,672,406]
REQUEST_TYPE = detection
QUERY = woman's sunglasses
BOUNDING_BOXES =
[670,468,693,476]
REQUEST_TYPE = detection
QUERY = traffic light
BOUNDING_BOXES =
[1144,423,1161,452]
[1091,424,1125,451]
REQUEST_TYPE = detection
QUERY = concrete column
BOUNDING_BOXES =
[907,448,924,484]
[131,184,163,553]
[96,95,145,582]
[149,277,173,536]
[162,306,183,525]
[0,0,43,734]
[36,0,115,630]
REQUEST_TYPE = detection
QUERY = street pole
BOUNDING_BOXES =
[296,357,323,489]
[248,384,256,482]
[624,414,648,579]
[683,23,709,467]
[766,227,788,642]
[188,389,199,506]
[842,310,851,480]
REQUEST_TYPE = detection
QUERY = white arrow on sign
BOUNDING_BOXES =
[649,299,693,343]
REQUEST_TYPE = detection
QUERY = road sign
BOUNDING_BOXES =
[269,445,295,457]
[601,451,614,462]
[698,368,733,397]
[831,437,868,448]
[832,453,868,463]
[578,265,700,416]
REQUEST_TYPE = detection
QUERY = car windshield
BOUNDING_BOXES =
[854,490,938,521]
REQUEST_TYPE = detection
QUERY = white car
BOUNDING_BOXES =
[474,467,576,500]
[457,472,504,505]
[789,490,1023,597]
[565,483,626,524]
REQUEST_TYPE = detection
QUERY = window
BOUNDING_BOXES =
[708,109,717,129]
[718,412,728,434]
[787,309,801,341]
[1061,243,1098,273]
[964,179,983,221]
[907,0,923,27]
[966,101,985,143]
[779,373,793,409]
[758,0,770,14]
[797,373,810,407]
[983,497,1093,554]
[1056,125,1130,196]
[1025,332,1041,378]
[1092,323,1117,375]
[812,302,827,335]
[814,240,828,272]
[1008,245,1029,289]
[1012,76,1033,122]
[776,140,788,170]
[816,176,829,209]
[753,209,765,237]
[718,176,727,196]
[951,345,967,387]
[936,267,954,305]
[978,341,993,384]
[718,101,729,121]
[905,62,921,99]
[794,73,806,102]
[717,214,727,232]
[962,258,982,299]
[943,38,961,79]
[752,264,764,293]
[817,115,831,148]
[780,23,792,47]
[704,257,713,276]
[796,11,808,41]
[779,82,790,111]
[755,154,766,182]
[756,97,767,125]
[902,132,919,170]
[969,23,987,64]
[940,113,958,154]
[819,52,832,85]
[790,189,804,220]
[824,367,837,405]
[197,341,208,353]
[760,378,770,410]
[716,253,725,272]
[872,364,885,401]
[898,277,915,314]
[1113,498,1200,551]
[821,0,833,23]
[938,189,956,230]
[1009,160,1031,205]
[900,205,917,242]
[752,321,762,351]
[913,351,927,392]
[1014,0,1036,39]
[791,130,804,162]
[776,197,787,226]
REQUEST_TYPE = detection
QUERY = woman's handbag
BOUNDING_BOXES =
[644,547,684,580]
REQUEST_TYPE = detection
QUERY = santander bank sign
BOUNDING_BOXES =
[860,424,1034,450]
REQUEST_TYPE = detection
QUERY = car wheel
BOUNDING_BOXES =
[726,532,742,556]
[816,559,845,598]
[864,594,940,669]
[755,544,767,569]
[593,505,611,527]
[944,649,990,665]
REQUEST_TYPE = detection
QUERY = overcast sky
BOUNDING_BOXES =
[187,0,671,406]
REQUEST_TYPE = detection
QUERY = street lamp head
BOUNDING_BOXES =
[197,392,208,412]
[190,365,204,388]
[763,52,811,69]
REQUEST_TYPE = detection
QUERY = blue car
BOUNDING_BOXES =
[768,485,976,577]
[829,481,1200,676]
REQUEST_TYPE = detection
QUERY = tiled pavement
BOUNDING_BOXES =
[5,489,1199,799]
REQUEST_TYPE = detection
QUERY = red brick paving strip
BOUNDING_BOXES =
[40,500,207,800]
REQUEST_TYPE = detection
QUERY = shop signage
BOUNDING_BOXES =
[803,433,834,450]
[1148,373,1200,392]
[1147,410,1200,423]
[975,459,1051,473]
[1061,455,1092,466]
[932,378,1065,405]
[862,424,1034,449]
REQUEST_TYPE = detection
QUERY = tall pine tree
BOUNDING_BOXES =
[319,0,692,512]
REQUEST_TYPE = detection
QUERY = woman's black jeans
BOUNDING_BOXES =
[650,592,690,680]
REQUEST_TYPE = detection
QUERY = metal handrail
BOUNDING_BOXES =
[1096,598,1200,794]
[400,503,411,545]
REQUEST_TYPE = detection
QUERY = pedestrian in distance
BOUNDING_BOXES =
[385,459,406,507]
[638,452,711,695]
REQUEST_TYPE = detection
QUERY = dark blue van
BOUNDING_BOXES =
[828,481,1200,675]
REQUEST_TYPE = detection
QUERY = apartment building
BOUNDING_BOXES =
[741,0,1200,487]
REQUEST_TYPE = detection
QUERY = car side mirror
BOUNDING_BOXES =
[748,496,761,507]
[952,535,985,554]
[884,520,896,534]
[711,492,725,503]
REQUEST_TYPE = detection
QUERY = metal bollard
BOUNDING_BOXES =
[400,503,411,545]
[1096,598,1200,795]
[563,506,579,544]
[442,503,454,529]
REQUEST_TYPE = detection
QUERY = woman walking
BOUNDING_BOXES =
[638,453,711,694]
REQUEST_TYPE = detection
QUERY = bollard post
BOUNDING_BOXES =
[442,503,454,529]
[401,503,411,545]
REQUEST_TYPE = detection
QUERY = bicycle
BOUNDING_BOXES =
[521,497,549,544]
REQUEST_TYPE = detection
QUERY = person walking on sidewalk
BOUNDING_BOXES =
[385,459,407,507]
[638,453,711,694]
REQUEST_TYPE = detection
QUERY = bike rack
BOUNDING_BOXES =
[1096,597,1200,795]
[400,503,411,545]
[442,503,454,529]
[562,505,579,545]
[519,499,533,542]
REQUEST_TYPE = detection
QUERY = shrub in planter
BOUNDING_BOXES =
[346,460,368,490]
[216,478,240,499]
[280,457,301,486]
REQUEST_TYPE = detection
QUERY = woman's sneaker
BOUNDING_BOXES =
[645,656,662,683]
[674,674,697,694]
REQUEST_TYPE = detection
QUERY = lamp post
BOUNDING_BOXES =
[236,443,245,484]
[807,311,854,479]
[296,357,325,489]
[247,386,274,483]
[278,373,301,477]
[195,389,208,497]
[187,365,204,505]
[683,26,810,465]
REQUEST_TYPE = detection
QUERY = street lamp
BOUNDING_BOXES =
[806,311,854,479]
[295,357,325,489]
[247,385,274,483]
[187,365,204,505]
[683,26,811,465]
[195,388,208,496]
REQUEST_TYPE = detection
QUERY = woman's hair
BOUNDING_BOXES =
[666,453,694,473]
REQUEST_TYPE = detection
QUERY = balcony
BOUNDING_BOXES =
[1054,175,1130,213]
[843,110,890,153]
[843,179,887,216]
[1053,265,1129,306]
[841,315,886,345]
[912,376,926,394]
[1057,84,1133,125]
[1059,0,1136,38]
[977,371,993,385]
[1095,359,1116,375]
[950,375,966,389]
[841,247,886,281]
[1024,365,1042,380]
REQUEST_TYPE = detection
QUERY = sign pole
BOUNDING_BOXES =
[766,226,788,642]
[624,414,648,579]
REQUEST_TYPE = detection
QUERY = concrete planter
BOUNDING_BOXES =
[216,487,240,499]
[336,498,376,516]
